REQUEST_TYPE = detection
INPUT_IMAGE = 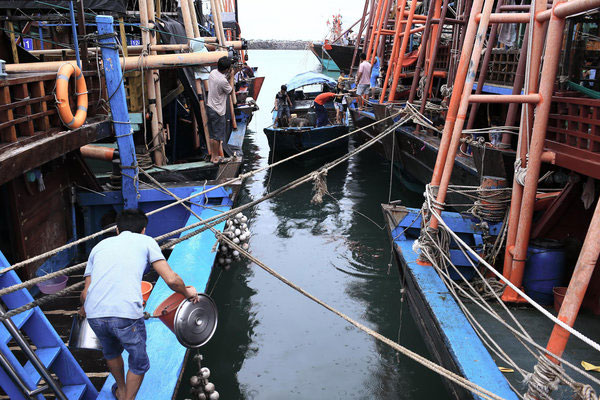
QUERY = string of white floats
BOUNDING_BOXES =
[217,213,250,269]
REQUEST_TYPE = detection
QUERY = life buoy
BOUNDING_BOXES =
[56,63,88,130]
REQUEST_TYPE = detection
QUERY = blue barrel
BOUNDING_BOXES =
[523,239,566,305]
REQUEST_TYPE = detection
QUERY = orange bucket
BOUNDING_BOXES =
[141,281,153,303]
[153,292,185,333]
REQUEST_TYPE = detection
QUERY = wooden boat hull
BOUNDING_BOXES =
[310,43,340,72]
[326,44,359,72]
[263,125,349,160]
[382,204,519,400]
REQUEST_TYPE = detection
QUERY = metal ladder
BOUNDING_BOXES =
[0,251,97,399]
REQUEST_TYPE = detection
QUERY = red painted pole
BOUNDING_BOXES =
[417,0,450,117]
[387,0,418,102]
[370,0,391,65]
[546,195,600,360]
[351,0,372,72]
[379,0,408,103]
[429,0,496,231]
[407,0,439,104]
[504,0,569,301]
[366,0,385,60]
[427,0,484,187]
[465,0,505,130]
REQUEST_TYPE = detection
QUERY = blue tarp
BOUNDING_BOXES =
[285,71,338,92]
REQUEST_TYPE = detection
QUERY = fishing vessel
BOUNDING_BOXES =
[0,0,261,398]
[338,0,600,398]
[264,72,350,160]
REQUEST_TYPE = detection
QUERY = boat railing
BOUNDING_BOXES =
[485,48,521,87]
[0,72,105,145]
[545,95,600,179]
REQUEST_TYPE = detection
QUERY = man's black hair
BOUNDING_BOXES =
[116,209,148,234]
[281,84,287,91]
[217,56,231,72]
[360,52,367,60]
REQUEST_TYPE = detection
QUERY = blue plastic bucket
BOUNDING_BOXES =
[523,239,566,305]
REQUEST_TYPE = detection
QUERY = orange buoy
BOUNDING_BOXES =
[56,63,88,129]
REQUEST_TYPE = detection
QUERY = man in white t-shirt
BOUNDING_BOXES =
[81,209,198,400]
[355,53,372,110]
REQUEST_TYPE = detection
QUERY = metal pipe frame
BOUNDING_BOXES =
[465,0,505,131]
[0,350,49,399]
[429,0,496,231]
[388,0,419,102]
[468,94,541,103]
[370,0,391,65]
[377,0,392,61]
[0,306,67,400]
[366,0,385,60]
[351,0,371,71]
[417,0,451,121]
[408,0,439,104]
[502,0,550,298]
[379,0,409,103]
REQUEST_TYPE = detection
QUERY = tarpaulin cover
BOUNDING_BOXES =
[286,72,338,92]
[0,0,126,12]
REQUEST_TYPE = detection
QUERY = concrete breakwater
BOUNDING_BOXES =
[247,40,310,50]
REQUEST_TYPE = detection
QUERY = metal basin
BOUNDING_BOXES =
[68,316,102,351]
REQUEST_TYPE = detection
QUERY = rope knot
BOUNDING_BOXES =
[310,170,328,205]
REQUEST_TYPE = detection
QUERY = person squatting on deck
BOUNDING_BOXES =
[356,53,372,110]
[313,90,343,127]
[207,56,233,164]
[80,209,199,400]
[274,85,292,127]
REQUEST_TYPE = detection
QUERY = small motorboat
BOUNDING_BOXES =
[264,72,351,160]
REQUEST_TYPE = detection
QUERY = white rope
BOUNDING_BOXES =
[0,111,404,275]
[424,186,600,354]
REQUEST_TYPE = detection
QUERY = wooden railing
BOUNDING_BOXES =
[545,96,600,179]
[486,48,520,86]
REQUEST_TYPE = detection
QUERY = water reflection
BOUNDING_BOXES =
[177,50,449,400]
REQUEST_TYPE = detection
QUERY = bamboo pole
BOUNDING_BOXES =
[181,0,212,150]
[118,17,129,57]
[5,51,228,73]
[211,0,238,129]
[139,0,164,165]
[147,0,166,162]
[28,41,244,56]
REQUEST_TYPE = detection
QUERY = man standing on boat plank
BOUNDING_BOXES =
[313,90,343,127]
[207,56,233,164]
[355,53,372,110]
[274,84,292,127]
[80,209,199,400]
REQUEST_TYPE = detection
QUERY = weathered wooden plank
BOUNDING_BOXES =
[0,86,16,142]
[0,119,112,186]
[12,83,35,136]
[29,82,52,132]
[0,109,56,131]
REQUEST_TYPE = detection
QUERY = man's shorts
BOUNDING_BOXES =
[277,105,290,119]
[88,317,150,375]
[206,106,226,142]
[356,83,370,96]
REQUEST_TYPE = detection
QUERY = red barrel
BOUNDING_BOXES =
[153,292,185,333]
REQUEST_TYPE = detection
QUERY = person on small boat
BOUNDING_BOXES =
[355,52,372,110]
[274,85,292,127]
[334,82,350,124]
[80,209,199,400]
[314,90,343,127]
[370,56,380,99]
[207,56,233,164]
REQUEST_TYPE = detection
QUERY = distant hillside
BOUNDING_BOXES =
[247,40,310,50]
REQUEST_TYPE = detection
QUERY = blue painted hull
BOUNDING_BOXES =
[263,125,349,160]
[310,44,341,72]
[382,205,519,400]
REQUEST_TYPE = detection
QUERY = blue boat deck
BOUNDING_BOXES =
[383,204,519,400]
[97,188,232,399]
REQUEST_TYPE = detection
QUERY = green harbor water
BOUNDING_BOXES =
[179,50,449,399]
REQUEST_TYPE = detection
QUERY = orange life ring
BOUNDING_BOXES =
[56,63,88,130]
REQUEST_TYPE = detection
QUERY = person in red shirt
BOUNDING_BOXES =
[313,91,342,127]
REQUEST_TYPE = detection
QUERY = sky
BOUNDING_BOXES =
[235,0,367,41]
